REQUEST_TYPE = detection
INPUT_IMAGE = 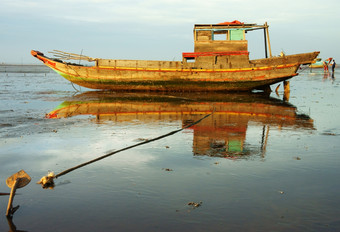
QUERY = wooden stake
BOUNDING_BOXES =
[6,179,20,217]
[5,170,31,217]
[284,81,290,101]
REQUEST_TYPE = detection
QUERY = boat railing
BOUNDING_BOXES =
[96,59,183,69]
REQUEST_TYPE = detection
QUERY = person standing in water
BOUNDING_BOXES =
[323,60,329,72]
[323,58,333,73]
[331,60,336,73]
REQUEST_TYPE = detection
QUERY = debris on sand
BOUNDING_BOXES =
[188,201,202,208]
[135,138,149,142]
[322,132,337,136]
[37,172,55,189]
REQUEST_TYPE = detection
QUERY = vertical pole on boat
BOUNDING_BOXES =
[263,26,268,58]
[264,22,272,58]
[194,28,197,42]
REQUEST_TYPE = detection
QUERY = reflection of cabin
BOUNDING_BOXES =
[186,114,247,157]
[182,21,271,69]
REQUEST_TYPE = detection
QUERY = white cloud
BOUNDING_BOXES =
[2,0,339,25]
[0,0,339,63]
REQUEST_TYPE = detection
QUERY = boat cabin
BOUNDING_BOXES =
[182,21,271,69]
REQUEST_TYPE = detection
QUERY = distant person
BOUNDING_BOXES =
[324,58,333,73]
[331,60,336,73]
[323,60,329,72]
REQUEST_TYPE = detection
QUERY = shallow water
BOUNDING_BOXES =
[0,65,339,231]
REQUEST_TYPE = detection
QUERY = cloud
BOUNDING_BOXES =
[2,0,339,26]
[0,0,339,63]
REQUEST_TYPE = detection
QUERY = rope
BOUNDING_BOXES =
[54,111,213,179]
[71,82,81,92]
[299,65,311,73]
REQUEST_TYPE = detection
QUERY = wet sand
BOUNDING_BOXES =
[0,65,339,231]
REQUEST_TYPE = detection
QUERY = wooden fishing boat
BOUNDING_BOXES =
[32,21,319,92]
[46,91,314,157]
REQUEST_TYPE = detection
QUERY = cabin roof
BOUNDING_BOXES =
[194,21,265,31]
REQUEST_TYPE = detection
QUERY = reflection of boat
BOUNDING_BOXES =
[32,21,319,92]
[47,92,314,158]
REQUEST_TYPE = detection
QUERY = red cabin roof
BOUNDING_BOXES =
[218,20,244,25]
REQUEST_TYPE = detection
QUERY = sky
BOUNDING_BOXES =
[1,0,339,64]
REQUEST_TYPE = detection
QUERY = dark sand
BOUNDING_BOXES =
[0,66,339,231]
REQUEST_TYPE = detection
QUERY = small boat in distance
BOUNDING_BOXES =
[31,21,319,92]
[309,58,324,68]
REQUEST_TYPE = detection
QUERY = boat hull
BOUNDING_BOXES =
[32,51,319,92]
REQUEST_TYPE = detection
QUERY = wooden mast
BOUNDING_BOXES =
[264,22,272,58]
[263,27,268,58]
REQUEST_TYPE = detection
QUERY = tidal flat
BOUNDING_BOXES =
[0,65,339,231]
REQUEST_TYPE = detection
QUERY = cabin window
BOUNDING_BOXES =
[195,29,246,41]
[212,30,228,41]
[183,57,195,63]
[230,29,244,40]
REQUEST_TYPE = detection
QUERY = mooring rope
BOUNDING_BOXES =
[70,82,81,92]
[298,65,311,73]
[38,110,214,187]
